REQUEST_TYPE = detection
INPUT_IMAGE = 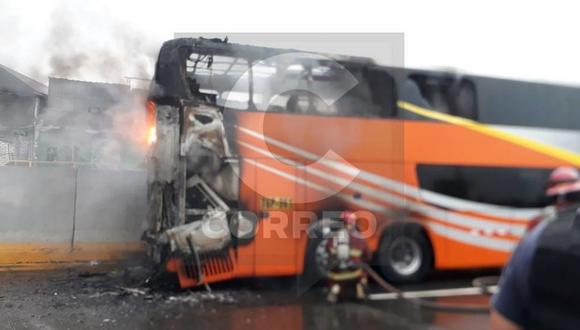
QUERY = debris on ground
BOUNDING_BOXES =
[0,266,493,329]
[72,265,242,305]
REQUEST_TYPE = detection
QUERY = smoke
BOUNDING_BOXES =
[0,1,156,262]
[36,78,150,169]
[44,5,159,83]
[45,14,157,82]
[0,0,162,84]
[1,0,162,166]
[0,0,159,168]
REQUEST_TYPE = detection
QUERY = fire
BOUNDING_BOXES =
[146,100,157,145]
[148,126,157,144]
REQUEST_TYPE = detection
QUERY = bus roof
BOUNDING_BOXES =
[151,37,375,102]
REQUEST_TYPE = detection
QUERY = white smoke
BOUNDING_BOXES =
[0,0,163,84]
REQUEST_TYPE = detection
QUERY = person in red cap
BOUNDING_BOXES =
[525,166,580,231]
[491,166,580,329]
[546,166,580,202]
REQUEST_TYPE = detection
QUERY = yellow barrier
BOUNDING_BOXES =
[0,242,145,272]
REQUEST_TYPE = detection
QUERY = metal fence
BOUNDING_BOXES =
[0,140,14,165]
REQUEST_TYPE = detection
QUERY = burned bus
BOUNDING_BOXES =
[143,37,580,287]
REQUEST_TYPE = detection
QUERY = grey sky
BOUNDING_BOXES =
[1,0,578,86]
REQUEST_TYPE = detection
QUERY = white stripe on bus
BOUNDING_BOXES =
[426,221,515,252]
[243,158,386,212]
[244,157,517,252]
[237,126,542,221]
[240,142,523,237]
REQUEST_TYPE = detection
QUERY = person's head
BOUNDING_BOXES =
[340,211,357,231]
[546,167,580,206]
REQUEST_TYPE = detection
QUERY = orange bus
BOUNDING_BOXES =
[143,37,580,288]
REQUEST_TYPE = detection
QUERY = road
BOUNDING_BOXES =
[0,264,498,330]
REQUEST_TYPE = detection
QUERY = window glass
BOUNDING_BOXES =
[186,52,396,118]
[417,164,551,208]
[405,75,478,120]
[453,79,478,119]
[186,55,250,110]
[474,77,580,130]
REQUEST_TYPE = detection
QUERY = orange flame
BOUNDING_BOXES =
[146,100,157,145]
[148,126,157,144]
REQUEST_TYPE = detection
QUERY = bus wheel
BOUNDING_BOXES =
[377,224,432,283]
[298,219,338,292]
[299,236,326,290]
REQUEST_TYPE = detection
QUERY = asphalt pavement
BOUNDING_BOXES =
[0,264,499,330]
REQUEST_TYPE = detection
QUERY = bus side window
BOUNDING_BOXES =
[450,79,478,120]
[407,75,479,120]
[408,74,450,114]
[399,78,432,120]
[402,79,431,109]
[365,68,397,118]
[417,165,551,208]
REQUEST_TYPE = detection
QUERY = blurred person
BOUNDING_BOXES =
[526,166,580,231]
[491,167,580,330]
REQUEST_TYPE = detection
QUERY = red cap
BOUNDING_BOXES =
[340,211,357,226]
[546,167,580,196]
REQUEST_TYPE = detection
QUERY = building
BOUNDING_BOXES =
[39,78,148,168]
[0,64,47,164]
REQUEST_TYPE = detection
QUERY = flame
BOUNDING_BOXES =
[146,100,157,145]
[148,126,157,144]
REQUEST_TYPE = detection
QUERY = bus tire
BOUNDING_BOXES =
[377,224,433,283]
[299,236,325,292]
[298,219,338,292]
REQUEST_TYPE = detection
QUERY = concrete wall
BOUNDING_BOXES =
[74,168,147,242]
[0,166,76,243]
[0,166,147,269]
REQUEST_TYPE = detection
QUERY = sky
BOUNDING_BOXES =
[1,0,580,86]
